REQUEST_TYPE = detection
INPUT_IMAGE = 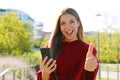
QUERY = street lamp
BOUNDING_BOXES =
[96,13,103,80]
[95,13,102,62]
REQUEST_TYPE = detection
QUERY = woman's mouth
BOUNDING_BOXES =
[66,30,73,36]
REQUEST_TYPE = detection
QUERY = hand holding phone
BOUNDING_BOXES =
[40,48,53,66]
[40,48,53,59]
[40,48,58,79]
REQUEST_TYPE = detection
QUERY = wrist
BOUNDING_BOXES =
[42,73,50,80]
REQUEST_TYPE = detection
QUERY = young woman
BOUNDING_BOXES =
[37,8,99,80]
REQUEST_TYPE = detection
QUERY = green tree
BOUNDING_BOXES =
[34,37,49,48]
[84,33,97,47]
[39,37,49,47]
[84,28,120,63]
[100,26,120,63]
[0,13,33,55]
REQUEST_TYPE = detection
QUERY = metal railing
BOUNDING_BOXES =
[0,65,36,80]
[0,69,10,80]
[97,63,120,80]
[1,63,120,80]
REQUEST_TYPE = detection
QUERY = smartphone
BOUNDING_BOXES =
[40,48,53,59]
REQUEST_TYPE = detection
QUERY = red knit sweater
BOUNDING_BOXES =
[37,40,99,80]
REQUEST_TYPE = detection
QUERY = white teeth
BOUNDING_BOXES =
[66,30,73,35]
[67,31,72,33]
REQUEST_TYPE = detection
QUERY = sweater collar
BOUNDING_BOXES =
[63,39,83,45]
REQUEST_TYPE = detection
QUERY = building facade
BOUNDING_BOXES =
[0,8,34,24]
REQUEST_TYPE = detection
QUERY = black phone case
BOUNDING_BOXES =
[40,48,53,59]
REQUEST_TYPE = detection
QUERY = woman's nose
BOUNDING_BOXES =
[66,23,71,28]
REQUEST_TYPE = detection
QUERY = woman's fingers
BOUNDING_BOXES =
[49,64,57,73]
[43,56,49,65]
[40,57,57,73]
[86,44,93,59]
[45,58,53,67]
[49,60,56,69]
[85,56,98,71]
[85,45,98,71]
[86,56,97,63]
[40,56,48,69]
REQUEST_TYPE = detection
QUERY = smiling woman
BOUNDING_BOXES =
[37,8,99,80]
[60,13,80,42]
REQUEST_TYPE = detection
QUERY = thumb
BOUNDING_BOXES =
[86,44,94,58]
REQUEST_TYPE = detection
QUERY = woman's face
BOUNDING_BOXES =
[60,13,80,42]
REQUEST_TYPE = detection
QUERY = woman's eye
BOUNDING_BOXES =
[70,20,75,23]
[60,22,65,25]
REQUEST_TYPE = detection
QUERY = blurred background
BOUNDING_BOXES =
[0,0,120,80]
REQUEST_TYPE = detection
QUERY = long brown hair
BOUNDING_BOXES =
[49,8,84,59]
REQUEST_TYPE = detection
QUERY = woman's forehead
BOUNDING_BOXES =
[60,14,76,21]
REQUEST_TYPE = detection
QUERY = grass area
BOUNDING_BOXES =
[97,78,106,80]
[97,78,116,80]
[100,65,120,71]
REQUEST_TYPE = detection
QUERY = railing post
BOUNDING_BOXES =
[117,65,119,80]
[2,75,5,80]
[24,68,26,80]
[107,66,109,80]
[26,68,28,79]
[0,66,35,80]
[0,68,10,80]
[19,70,22,80]
[13,70,16,80]
[98,64,101,80]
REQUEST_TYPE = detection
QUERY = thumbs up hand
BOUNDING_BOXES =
[84,44,98,72]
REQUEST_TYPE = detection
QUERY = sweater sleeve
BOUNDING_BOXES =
[85,70,94,80]
[37,70,42,80]
[37,69,55,80]
[85,66,98,80]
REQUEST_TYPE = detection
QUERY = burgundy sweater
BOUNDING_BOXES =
[37,40,99,80]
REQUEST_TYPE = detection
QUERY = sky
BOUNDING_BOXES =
[0,0,120,32]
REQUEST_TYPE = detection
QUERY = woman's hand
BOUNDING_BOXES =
[40,56,57,80]
[84,44,98,72]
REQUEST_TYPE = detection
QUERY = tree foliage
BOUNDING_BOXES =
[0,13,34,55]
[84,26,120,63]
[84,33,97,47]
[34,37,49,48]
[100,26,120,63]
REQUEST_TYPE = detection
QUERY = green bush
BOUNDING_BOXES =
[21,51,42,65]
